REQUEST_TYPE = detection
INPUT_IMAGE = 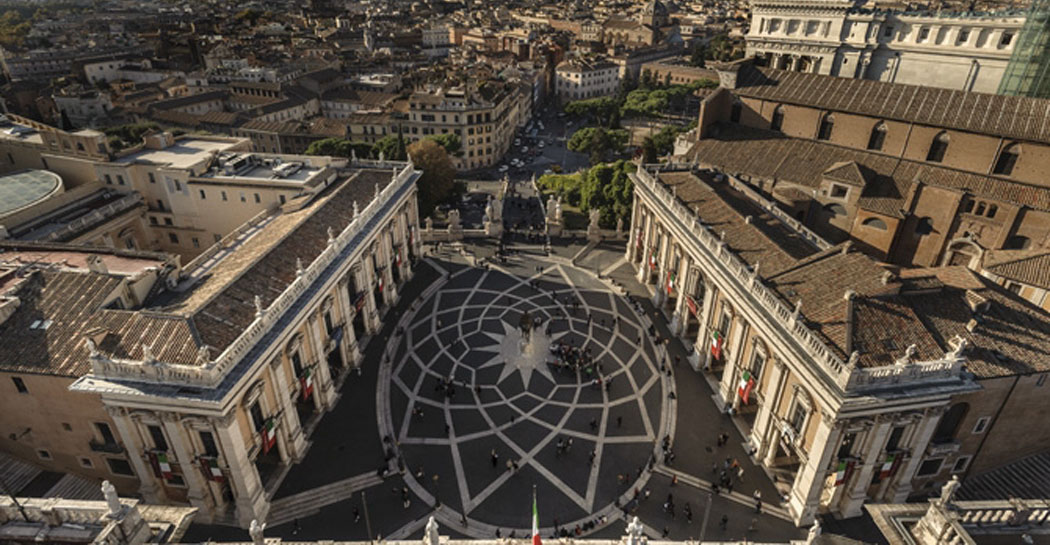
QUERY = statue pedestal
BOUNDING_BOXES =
[547,222,563,237]
[587,224,602,243]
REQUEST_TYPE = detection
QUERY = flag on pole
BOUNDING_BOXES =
[649,250,657,271]
[737,370,755,404]
[879,454,898,479]
[300,367,314,400]
[666,270,676,295]
[834,460,854,486]
[261,419,277,454]
[710,330,723,360]
[200,457,225,482]
[156,452,173,479]
[532,488,542,545]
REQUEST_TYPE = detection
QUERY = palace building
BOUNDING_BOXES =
[628,60,1050,525]
[0,159,422,527]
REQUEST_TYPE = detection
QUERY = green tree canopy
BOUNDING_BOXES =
[425,133,462,156]
[567,127,629,158]
[373,134,407,161]
[408,139,456,218]
[303,137,373,158]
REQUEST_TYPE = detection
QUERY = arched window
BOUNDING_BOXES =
[862,217,887,230]
[817,113,834,140]
[927,131,950,162]
[730,100,742,123]
[867,121,887,151]
[770,105,785,131]
[824,203,847,216]
[1005,235,1031,250]
[993,143,1020,175]
[933,403,969,444]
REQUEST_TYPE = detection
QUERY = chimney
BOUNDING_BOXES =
[881,270,895,285]
[966,318,979,333]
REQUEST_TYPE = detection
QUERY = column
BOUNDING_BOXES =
[338,277,363,367]
[636,212,653,283]
[790,55,801,72]
[694,283,717,371]
[266,358,306,461]
[211,412,268,527]
[887,407,944,502]
[356,264,380,335]
[789,413,844,526]
[106,407,161,503]
[160,413,211,513]
[669,255,689,336]
[308,311,337,410]
[840,417,893,518]
[397,209,412,284]
[764,425,783,467]
[627,200,641,262]
[751,357,786,459]
[651,233,669,306]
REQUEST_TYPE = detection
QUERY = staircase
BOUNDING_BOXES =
[266,471,383,526]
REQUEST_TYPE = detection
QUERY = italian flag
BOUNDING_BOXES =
[201,458,224,482]
[710,331,723,360]
[879,454,898,479]
[666,270,676,295]
[532,490,542,545]
[834,460,852,486]
[261,419,277,454]
[396,247,403,267]
[156,452,173,479]
[300,368,314,400]
[649,250,657,271]
[737,370,755,404]
[378,276,385,293]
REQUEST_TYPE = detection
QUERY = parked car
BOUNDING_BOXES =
[499,165,509,173]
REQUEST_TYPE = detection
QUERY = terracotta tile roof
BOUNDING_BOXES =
[982,248,1050,290]
[0,271,124,377]
[734,66,1050,145]
[130,168,397,364]
[691,124,1050,214]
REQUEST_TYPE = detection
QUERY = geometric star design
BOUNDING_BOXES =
[485,320,565,389]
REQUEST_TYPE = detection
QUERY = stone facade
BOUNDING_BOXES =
[745,0,1025,93]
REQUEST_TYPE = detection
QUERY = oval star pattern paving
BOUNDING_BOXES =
[379,262,671,532]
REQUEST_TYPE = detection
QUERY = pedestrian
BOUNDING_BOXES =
[353,506,361,523]
[589,450,596,465]
[753,490,762,513]
[684,502,693,523]
[590,418,598,430]
[292,518,301,535]
[491,449,499,467]
[662,527,670,538]
[616,415,623,427]
[671,474,678,486]
[748,517,758,533]
[432,474,440,486]
[719,515,729,531]
[416,466,425,479]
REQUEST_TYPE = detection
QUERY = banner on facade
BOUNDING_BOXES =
[649,250,657,271]
[686,295,698,316]
[879,453,902,479]
[199,457,225,482]
[665,270,676,296]
[834,460,855,486]
[149,451,174,480]
[300,367,315,400]
[261,419,277,454]
[354,291,366,311]
[737,370,755,404]
[710,330,724,360]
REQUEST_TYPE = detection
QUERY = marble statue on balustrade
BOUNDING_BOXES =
[587,207,602,242]
[447,209,464,241]
[484,195,503,237]
[546,194,563,236]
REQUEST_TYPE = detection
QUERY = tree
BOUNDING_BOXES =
[408,139,456,218]
[373,134,406,161]
[641,137,658,163]
[567,127,629,160]
[395,124,407,161]
[426,133,462,156]
[564,96,619,127]
[304,137,372,158]
[689,43,706,68]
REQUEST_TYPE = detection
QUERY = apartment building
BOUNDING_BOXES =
[555,58,619,101]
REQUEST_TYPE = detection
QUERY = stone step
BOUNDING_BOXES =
[267,472,383,526]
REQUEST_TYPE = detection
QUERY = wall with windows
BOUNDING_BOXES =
[0,372,140,493]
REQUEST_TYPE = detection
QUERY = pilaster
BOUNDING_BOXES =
[887,407,945,502]
[211,412,268,527]
[266,359,307,462]
[105,406,160,503]
[789,413,843,526]
[751,357,786,460]
[840,417,893,518]
[159,412,211,513]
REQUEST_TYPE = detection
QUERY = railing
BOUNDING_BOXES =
[634,164,966,392]
[723,175,831,251]
[633,165,851,384]
[181,205,277,276]
[44,193,144,242]
[954,500,1050,527]
[89,162,418,388]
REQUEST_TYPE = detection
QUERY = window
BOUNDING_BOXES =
[62,422,72,431]
[240,192,246,203]
[933,403,968,443]
[199,189,207,199]
[324,311,335,335]
[964,200,975,213]
[730,101,742,123]
[1000,32,1014,47]
[163,217,173,226]
[37,449,52,460]
[830,184,849,198]
[174,180,182,192]
[168,233,179,244]
[12,377,27,394]
[918,27,930,42]
[279,195,286,205]
[107,458,134,476]
[117,175,125,185]
[200,431,219,458]
[104,174,113,185]
[148,425,168,451]
[1005,235,1031,250]
[790,403,808,433]
[824,203,847,216]
[886,426,906,452]
[1039,374,1047,387]
[867,122,887,151]
[862,217,888,230]
[957,29,970,44]
[917,458,943,476]
[79,457,94,468]
[993,143,1019,175]
[192,237,200,249]
[254,193,261,203]
[952,456,971,473]
[148,172,156,184]
[1007,282,1022,294]
[987,205,998,218]
[927,132,949,162]
[221,191,228,201]
[838,431,856,459]
[817,114,834,140]
[884,25,894,37]
[972,417,989,434]
[250,402,266,431]
[96,422,117,444]
[770,105,785,131]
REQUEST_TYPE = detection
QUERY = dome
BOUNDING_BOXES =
[0,170,63,221]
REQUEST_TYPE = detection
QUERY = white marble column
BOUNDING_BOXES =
[357,263,380,335]
[669,254,689,336]
[627,200,641,262]
[160,413,210,513]
[751,357,786,459]
[212,412,268,527]
[840,417,893,517]
[308,313,337,411]
[106,407,161,503]
[694,284,717,371]
[887,408,944,502]
[764,425,783,467]
[636,212,653,283]
[789,414,844,526]
[266,360,307,461]
[337,277,363,367]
